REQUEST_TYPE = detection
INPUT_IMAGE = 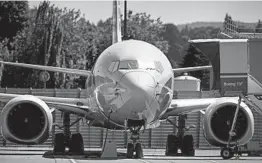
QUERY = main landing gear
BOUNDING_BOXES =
[165,115,195,156]
[126,120,145,159]
[53,112,84,155]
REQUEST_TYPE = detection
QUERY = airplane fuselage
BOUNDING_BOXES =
[88,40,174,128]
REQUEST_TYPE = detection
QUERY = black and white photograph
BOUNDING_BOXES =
[0,0,262,162]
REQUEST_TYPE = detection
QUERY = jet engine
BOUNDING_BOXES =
[203,98,254,146]
[0,95,53,145]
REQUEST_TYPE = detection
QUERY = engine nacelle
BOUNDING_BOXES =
[203,97,254,146]
[0,95,53,145]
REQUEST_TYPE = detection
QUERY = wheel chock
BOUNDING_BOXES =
[101,140,117,158]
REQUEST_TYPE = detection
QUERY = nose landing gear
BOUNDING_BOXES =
[126,130,144,158]
[126,119,145,159]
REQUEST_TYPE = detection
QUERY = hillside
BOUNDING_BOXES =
[177,21,223,31]
[177,21,258,31]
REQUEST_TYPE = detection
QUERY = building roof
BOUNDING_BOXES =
[174,73,200,81]
[189,39,248,44]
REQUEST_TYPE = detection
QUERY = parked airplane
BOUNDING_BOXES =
[0,0,255,160]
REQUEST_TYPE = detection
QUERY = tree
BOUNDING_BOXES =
[161,23,186,68]
[94,10,170,66]
[1,1,99,88]
[0,7,171,88]
[0,1,29,88]
[223,13,230,31]
[124,11,169,53]
[255,19,262,33]
[181,44,210,90]
[0,1,29,49]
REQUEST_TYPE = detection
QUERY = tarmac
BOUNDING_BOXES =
[0,147,261,163]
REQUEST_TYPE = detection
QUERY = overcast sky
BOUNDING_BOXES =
[28,1,262,25]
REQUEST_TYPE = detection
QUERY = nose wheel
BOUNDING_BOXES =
[126,125,144,159]
[126,142,143,159]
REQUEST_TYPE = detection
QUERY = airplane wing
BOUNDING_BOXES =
[173,65,212,73]
[162,97,240,118]
[0,93,97,116]
[0,61,91,77]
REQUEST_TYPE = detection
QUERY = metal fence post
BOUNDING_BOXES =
[149,129,152,148]
[100,129,104,148]
[76,88,81,133]
[124,131,128,148]
[29,87,32,94]
[52,88,57,146]
[2,87,7,146]
[196,90,203,148]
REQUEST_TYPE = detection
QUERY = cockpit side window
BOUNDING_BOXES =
[119,60,139,70]
[108,61,119,73]
[154,61,164,73]
[108,62,116,72]
[112,61,119,72]
[165,77,172,89]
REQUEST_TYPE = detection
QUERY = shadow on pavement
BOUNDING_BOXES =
[143,156,262,161]
[42,150,127,160]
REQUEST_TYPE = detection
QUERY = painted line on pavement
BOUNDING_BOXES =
[69,158,77,163]
[138,159,151,163]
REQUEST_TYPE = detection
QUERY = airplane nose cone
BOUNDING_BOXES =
[120,71,156,101]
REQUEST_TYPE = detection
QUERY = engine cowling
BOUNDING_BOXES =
[0,95,53,145]
[203,97,254,146]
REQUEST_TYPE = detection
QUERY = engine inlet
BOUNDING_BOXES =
[7,103,46,140]
[211,105,248,142]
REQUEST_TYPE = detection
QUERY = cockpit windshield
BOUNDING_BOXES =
[119,60,139,69]
[138,60,155,70]
[108,60,164,73]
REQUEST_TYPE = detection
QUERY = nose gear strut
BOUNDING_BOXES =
[125,119,146,159]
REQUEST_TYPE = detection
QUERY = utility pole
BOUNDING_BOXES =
[123,0,128,40]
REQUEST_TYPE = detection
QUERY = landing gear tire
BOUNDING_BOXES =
[165,134,178,156]
[69,133,84,155]
[135,143,143,158]
[221,147,233,159]
[53,133,65,154]
[126,143,134,158]
[181,135,195,156]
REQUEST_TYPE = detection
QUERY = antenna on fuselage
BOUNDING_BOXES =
[112,0,122,44]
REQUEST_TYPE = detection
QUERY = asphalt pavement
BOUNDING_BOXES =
[0,148,261,163]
